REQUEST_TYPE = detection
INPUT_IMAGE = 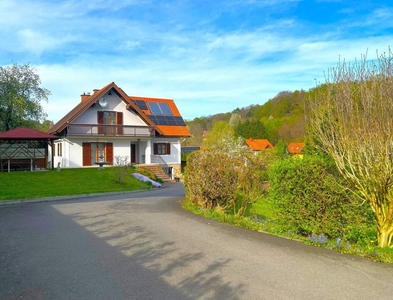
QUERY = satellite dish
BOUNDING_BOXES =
[98,97,108,107]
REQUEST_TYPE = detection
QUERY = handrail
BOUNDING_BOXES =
[67,124,156,137]
[150,155,171,176]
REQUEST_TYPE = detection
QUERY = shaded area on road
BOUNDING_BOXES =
[2,183,393,299]
[0,184,245,300]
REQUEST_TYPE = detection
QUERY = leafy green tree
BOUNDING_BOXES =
[0,63,50,132]
[234,119,267,139]
[203,121,248,156]
[307,48,393,247]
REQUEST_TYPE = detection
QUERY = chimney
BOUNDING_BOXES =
[81,92,90,102]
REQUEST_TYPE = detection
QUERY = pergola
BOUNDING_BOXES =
[0,127,58,172]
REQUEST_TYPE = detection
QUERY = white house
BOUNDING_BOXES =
[48,82,190,178]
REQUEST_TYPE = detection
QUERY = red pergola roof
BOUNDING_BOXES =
[0,127,58,140]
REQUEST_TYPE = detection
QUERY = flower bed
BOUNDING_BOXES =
[132,173,162,188]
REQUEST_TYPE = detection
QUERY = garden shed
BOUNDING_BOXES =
[0,127,58,172]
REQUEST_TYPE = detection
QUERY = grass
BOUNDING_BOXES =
[0,167,151,200]
[182,196,393,265]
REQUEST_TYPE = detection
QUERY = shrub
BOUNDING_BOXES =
[268,154,374,240]
[184,150,268,216]
[114,155,132,184]
[135,167,156,181]
[185,150,238,210]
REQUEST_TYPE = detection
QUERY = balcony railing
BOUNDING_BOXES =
[67,124,156,137]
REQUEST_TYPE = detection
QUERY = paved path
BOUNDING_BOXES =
[1,183,393,300]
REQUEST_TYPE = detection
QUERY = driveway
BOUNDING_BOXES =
[1,183,393,299]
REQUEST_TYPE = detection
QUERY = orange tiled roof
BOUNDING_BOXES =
[246,138,274,150]
[288,142,305,154]
[156,125,190,136]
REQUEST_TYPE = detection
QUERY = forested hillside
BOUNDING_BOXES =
[182,89,307,146]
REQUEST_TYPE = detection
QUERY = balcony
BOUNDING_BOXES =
[66,124,156,137]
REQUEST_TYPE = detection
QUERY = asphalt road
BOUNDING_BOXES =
[1,183,393,300]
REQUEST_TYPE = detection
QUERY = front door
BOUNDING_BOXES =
[130,143,136,163]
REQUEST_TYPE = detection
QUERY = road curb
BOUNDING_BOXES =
[0,184,175,206]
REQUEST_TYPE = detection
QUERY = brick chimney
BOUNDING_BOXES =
[81,92,91,102]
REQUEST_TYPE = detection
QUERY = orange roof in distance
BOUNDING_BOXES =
[288,142,305,154]
[246,138,274,151]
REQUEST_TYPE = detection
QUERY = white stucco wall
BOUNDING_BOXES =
[151,137,181,164]
[73,93,146,126]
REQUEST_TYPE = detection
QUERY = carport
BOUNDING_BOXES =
[0,127,58,172]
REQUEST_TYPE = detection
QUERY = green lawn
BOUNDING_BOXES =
[0,167,151,201]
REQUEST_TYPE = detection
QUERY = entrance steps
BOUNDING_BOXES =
[137,164,173,182]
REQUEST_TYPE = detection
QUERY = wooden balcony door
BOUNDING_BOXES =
[97,112,123,135]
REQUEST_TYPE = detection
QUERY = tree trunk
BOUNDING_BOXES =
[377,223,393,248]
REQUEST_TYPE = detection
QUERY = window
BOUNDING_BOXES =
[57,143,62,157]
[153,143,171,155]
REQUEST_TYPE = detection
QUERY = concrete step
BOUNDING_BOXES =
[137,164,173,182]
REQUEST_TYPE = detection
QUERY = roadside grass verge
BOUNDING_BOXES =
[0,167,151,200]
[182,196,393,265]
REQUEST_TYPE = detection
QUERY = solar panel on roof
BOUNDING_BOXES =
[174,116,186,126]
[147,102,173,115]
[133,100,148,110]
[156,115,168,125]
[149,115,158,123]
[165,116,176,125]
[149,114,186,126]
[159,103,172,114]
[148,102,161,114]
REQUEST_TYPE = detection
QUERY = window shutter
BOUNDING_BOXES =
[97,111,104,134]
[82,143,91,166]
[106,143,113,165]
[153,143,158,155]
[117,112,123,135]
[166,143,171,155]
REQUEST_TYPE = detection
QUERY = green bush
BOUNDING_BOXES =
[184,150,268,216]
[268,155,374,240]
[185,150,238,210]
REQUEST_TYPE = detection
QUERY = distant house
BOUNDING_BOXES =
[48,82,190,178]
[287,142,305,155]
[246,138,274,151]
[181,146,201,155]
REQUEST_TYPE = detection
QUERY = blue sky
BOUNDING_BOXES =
[1,0,392,123]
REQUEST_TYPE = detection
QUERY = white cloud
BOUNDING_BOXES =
[2,0,393,122]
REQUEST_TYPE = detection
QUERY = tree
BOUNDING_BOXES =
[203,121,248,156]
[307,48,393,247]
[234,119,267,139]
[228,113,241,128]
[37,119,55,132]
[0,63,50,132]
[114,155,131,184]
